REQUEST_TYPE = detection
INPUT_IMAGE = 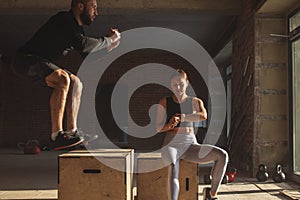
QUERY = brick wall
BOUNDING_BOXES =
[96,49,208,150]
[230,17,255,174]
[230,0,264,175]
[0,60,52,146]
[0,15,209,148]
[230,0,289,176]
[0,49,208,148]
[0,58,4,146]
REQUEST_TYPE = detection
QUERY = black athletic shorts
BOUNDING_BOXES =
[12,53,60,86]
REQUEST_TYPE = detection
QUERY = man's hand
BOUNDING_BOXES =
[107,28,121,43]
[106,28,121,51]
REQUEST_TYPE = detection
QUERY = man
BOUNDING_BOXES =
[12,0,121,150]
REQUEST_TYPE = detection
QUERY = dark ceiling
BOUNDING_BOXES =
[0,8,237,63]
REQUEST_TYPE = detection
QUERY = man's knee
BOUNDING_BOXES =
[70,74,83,92]
[46,69,71,89]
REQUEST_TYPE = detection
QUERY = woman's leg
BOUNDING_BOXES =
[167,160,180,200]
[182,144,228,195]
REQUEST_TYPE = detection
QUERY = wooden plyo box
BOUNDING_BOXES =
[58,149,134,200]
[136,153,198,200]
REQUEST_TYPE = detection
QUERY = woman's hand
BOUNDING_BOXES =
[168,113,181,130]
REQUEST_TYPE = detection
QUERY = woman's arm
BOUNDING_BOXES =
[181,97,207,122]
[156,98,180,133]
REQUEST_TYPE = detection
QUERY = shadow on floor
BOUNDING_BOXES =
[0,148,65,190]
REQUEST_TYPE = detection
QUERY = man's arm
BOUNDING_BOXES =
[76,34,112,55]
[74,29,120,56]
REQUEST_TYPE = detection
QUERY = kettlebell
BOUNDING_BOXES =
[227,172,235,183]
[272,164,285,183]
[256,164,269,182]
[226,167,237,183]
[18,140,40,154]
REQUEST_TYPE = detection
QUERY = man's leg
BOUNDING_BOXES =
[12,55,83,150]
[65,74,83,133]
[45,69,70,140]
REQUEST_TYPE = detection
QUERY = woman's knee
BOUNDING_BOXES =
[217,148,229,164]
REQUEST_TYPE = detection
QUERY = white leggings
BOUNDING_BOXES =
[162,133,228,200]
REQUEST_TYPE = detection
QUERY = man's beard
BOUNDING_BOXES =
[80,8,92,25]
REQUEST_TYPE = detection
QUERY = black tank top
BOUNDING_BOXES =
[166,96,194,127]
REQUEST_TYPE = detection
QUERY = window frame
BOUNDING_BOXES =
[288,6,300,183]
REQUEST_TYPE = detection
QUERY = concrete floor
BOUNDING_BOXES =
[0,148,299,200]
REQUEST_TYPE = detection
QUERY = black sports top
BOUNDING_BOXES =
[166,96,194,127]
[18,11,108,61]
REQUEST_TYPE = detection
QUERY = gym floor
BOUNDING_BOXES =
[0,148,299,200]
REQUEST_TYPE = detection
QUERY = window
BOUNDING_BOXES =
[292,39,300,175]
[290,10,300,32]
[289,7,300,180]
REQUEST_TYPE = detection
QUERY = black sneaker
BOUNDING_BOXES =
[51,131,84,151]
[70,129,98,145]
[203,187,218,200]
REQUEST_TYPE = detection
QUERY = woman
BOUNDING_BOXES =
[156,69,228,200]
